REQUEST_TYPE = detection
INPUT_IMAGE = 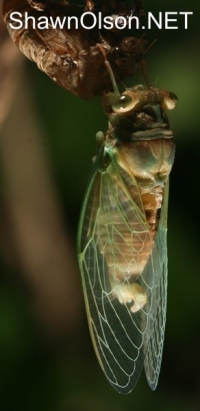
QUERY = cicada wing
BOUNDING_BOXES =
[144,179,169,389]
[78,147,159,394]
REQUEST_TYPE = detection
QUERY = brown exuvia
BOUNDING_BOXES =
[3,0,146,99]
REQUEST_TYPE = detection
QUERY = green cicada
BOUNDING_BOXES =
[77,52,178,393]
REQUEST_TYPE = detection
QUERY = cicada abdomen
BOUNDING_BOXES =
[3,0,146,99]
[78,53,178,392]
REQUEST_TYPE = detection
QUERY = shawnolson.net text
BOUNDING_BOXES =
[8,11,193,30]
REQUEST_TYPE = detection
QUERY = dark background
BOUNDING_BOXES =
[0,1,200,410]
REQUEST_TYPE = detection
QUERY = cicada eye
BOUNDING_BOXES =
[112,92,139,114]
[162,92,178,111]
[112,94,134,113]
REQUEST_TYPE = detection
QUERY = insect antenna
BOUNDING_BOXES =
[140,58,150,88]
[140,39,157,88]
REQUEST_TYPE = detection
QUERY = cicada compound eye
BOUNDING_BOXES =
[112,91,140,114]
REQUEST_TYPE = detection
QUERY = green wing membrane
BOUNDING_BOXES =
[144,181,169,390]
[77,147,168,394]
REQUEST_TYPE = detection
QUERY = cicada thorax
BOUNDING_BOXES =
[95,86,177,305]
[3,0,146,99]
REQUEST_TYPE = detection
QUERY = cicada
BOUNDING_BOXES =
[3,0,146,99]
[77,51,178,393]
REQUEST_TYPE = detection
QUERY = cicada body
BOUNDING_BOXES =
[3,0,146,99]
[78,77,178,392]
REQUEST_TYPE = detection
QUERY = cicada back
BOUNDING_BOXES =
[77,55,178,392]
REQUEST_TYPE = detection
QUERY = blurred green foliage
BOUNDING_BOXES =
[0,0,200,410]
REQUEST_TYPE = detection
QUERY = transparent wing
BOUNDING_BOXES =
[77,147,167,394]
[144,180,169,389]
